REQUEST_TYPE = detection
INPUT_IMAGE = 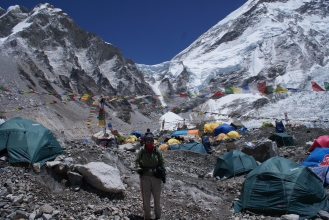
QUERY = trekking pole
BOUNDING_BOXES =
[141,176,146,220]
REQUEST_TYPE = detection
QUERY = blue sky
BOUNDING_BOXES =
[1,0,247,65]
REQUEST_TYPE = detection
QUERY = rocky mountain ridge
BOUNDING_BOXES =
[0,3,164,127]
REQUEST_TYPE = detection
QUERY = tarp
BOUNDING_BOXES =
[234,157,329,219]
[159,144,169,151]
[309,135,329,152]
[170,140,207,154]
[268,133,294,147]
[213,150,257,180]
[204,122,222,133]
[130,131,142,138]
[0,117,65,166]
[124,135,138,144]
[215,133,229,141]
[170,130,188,137]
[214,124,235,136]
[230,121,245,130]
[187,129,200,137]
[260,121,274,128]
[170,129,200,137]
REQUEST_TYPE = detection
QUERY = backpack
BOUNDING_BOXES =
[144,133,154,145]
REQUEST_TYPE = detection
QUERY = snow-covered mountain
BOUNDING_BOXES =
[139,0,329,94]
[0,3,163,127]
[137,0,329,127]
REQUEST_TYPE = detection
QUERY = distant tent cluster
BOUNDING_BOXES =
[206,120,329,219]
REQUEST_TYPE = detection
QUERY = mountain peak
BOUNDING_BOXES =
[0,7,5,16]
[6,5,29,14]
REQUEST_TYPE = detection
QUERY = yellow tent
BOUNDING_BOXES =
[204,122,222,133]
[227,131,240,139]
[167,138,181,145]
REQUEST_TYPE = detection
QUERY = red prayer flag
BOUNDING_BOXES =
[257,82,267,93]
[212,91,225,97]
[311,81,325,91]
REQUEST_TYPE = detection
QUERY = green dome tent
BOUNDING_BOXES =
[213,150,258,180]
[234,157,329,219]
[0,117,65,166]
[268,133,294,147]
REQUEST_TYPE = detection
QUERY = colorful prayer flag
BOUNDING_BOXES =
[265,85,274,94]
[287,88,298,92]
[225,86,234,94]
[239,84,251,93]
[212,91,225,97]
[311,82,325,91]
[274,85,289,93]
[231,87,242,94]
[324,82,329,91]
[257,81,267,93]
[81,94,91,101]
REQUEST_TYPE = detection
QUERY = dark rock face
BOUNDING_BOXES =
[0,8,6,17]
[0,6,29,38]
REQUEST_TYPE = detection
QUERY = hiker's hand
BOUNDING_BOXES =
[137,169,143,175]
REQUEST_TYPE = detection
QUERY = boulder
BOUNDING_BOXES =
[280,214,299,220]
[32,163,41,173]
[118,143,140,152]
[318,210,329,220]
[46,161,61,168]
[67,171,83,190]
[39,204,54,214]
[54,163,69,175]
[75,162,125,193]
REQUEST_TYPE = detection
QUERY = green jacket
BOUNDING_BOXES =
[135,147,165,176]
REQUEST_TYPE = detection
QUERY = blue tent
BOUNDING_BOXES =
[130,131,142,138]
[170,140,207,154]
[214,124,235,136]
[301,148,329,167]
[170,130,188,137]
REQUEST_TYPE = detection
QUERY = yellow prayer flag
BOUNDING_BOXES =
[81,94,91,101]
[232,87,242,94]
[98,120,105,126]
[274,85,289,93]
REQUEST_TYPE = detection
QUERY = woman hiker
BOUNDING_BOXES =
[135,138,166,220]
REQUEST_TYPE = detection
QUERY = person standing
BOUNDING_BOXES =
[202,133,214,153]
[145,128,153,136]
[135,140,165,220]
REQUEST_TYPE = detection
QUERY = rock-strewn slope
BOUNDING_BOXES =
[0,125,328,219]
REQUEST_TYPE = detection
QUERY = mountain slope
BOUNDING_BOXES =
[137,0,329,118]
[0,3,164,132]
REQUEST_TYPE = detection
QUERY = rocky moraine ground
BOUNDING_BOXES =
[0,125,329,220]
